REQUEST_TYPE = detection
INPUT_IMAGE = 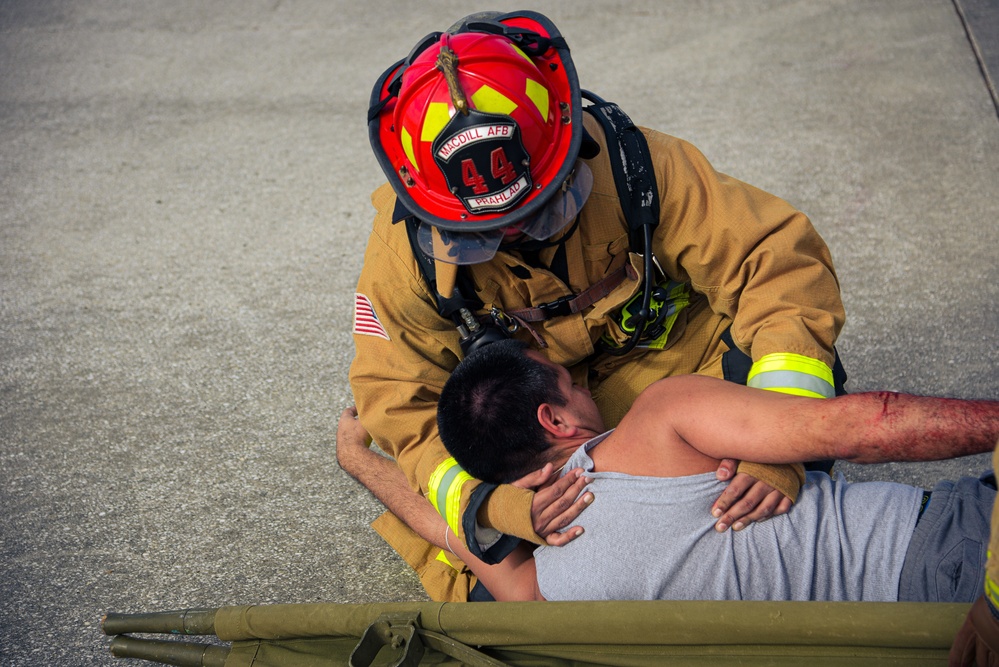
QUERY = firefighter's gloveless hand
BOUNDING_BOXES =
[711,458,793,532]
[512,463,593,546]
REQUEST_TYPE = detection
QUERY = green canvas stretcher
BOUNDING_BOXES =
[102,600,970,666]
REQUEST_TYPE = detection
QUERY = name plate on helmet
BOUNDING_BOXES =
[432,109,533,215]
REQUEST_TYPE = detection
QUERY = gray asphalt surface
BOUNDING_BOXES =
[1,1,997,664]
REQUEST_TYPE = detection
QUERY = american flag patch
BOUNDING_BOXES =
[353,293,390,341]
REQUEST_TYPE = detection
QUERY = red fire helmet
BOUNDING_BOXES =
[368,11,583,235]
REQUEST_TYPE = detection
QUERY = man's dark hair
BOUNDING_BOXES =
[437,339,566,484]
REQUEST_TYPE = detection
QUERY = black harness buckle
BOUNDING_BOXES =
[538,295,574,319]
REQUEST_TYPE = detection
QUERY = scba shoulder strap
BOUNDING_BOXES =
[580,90,660,251]
[581,91,661,356]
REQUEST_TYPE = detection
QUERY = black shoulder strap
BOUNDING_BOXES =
[581,90,660,250]
[404,215,443,312]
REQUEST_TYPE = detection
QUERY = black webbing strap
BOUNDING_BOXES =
[506,264,632,322]
[581,91,660,250]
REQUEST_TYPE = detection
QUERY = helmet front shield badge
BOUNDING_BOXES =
[432,107,534,216]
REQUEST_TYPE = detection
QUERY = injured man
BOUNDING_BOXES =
[336,339,999,603]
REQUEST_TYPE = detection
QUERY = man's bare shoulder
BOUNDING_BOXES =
[607,374,731,477]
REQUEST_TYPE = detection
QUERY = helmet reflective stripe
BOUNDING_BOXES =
[428,457,473,535]
[470,84,519,116]
[421,103,452,145]
[747,353,835,399]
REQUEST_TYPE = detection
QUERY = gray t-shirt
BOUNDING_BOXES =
[534,432,924,602]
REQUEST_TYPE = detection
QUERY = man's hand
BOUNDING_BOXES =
[512,463,593,546]
[711,459,792,532]
[336,406,372,474]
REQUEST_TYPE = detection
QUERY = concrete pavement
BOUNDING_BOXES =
[1,1,997,664]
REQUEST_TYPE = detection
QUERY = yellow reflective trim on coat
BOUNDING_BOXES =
[761,386,828,399]
[747,353,835,399]
[428,457,474,534]
[427,457,455,514]
[435,549,455,569]
[986,572,999,610]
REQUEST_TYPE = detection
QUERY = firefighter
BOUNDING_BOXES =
[349,10,846,601]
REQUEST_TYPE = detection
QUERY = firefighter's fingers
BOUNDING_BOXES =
[711,475,776,532]
[727,489,788,531]
[539,482,593,546]
[715,458,738,481]
[531,469,593,537]
[773,495,793,518]
[511,462,555,490]
[711,472,755,515]
[543,524,584,547]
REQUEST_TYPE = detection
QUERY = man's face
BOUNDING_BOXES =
[526,350,605,433]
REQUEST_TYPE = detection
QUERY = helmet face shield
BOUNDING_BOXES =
[417,161,592,265]
[516,161,592,242]
[416,224,503,266]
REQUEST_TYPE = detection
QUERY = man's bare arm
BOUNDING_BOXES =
[636,375,999,465]
[821,391,999,463]
[335,407,543,601]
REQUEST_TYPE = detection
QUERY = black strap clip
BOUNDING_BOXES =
[537,295,574,319]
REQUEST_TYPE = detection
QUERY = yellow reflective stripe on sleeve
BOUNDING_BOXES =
[747,353,835,399]
[761,386,826,398]
[427,457,474,535]
[986,573,999,610]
